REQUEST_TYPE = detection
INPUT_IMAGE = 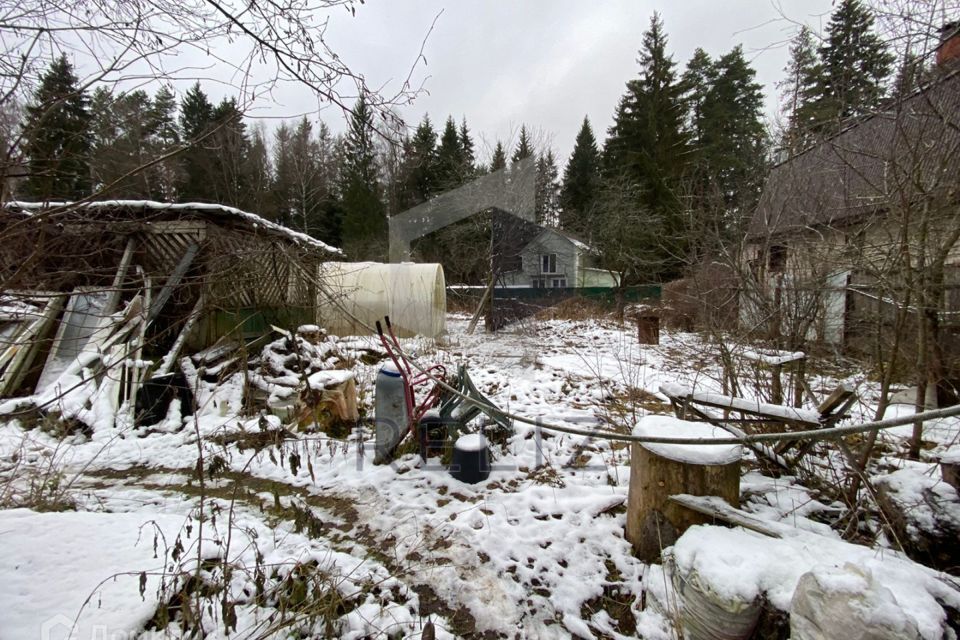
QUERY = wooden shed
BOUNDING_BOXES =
[0,200,340,395]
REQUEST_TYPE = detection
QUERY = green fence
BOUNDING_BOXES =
[491,285,661,303]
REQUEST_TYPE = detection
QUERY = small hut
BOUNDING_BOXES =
[0,200,340,397]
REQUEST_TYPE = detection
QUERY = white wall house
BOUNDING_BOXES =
[499,228,619,289]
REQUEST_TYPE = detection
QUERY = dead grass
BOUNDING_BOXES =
[534,296,614,322]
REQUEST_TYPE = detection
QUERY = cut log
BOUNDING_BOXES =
[292,370,358,436]
[626,415,742,563]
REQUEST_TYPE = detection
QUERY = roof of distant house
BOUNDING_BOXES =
[529,226,595,253]
[3,199,342,255]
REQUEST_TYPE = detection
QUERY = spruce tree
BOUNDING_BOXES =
[602,13,688,278]
[778,26,821,152]
[178,82,215,201]
[89,87,120,194]
[148,86,181,200]
[116,90,154,197]
[151,87,180,147]
[21,55,93,200]
[435,115,463,191]
[272,122,295,226]
[244,124,273,215]
[705,47,766,200]
[604,13,687,207]
[681,48,716,149]
[399,114,438,209]
[800,0,893,136]
[339,96,386,259]
[694,45,767,247]
[314,121,342,246]
[209,96,249,208]
[535,150,561,227]
[511,125,533,164]
[560,116,601,235]
[489,141,507,172]
[458,118,476,179]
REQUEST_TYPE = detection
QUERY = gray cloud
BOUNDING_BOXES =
[264,1,836,164]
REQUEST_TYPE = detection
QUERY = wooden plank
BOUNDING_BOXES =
[0,295,65,396]
[126,275,151,410]
[467,272,496,335]
[141,221,207,237]
[678,395,821,427]
[103,237,137,318]
[146,242,200,325]
[157,295,205,376]
[662,385,797,473]
[0,322,30,372]
[667,494,782,538]
[817,384,856,417]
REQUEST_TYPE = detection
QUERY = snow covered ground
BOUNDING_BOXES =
[1,313,958,638]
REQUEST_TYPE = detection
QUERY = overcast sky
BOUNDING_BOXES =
[244,0,837,165]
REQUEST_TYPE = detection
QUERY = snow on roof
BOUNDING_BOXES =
[4,200,342,255]
[564,234,592,252]
[529,227,594,253]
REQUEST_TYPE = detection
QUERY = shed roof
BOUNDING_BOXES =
[3,199,342,255]
[749,70,960,239]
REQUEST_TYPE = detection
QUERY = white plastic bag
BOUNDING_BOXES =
[790,563,923,640]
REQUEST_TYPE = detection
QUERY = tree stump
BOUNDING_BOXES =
[626,415,742,563]
[294,370,358,437]
[637,314,660,345]
[942,453,960,491]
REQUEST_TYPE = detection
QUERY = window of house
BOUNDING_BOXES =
[768,245,787,272]
[531,277,546,288]
[540,253,557,274]
[552,278,567,288]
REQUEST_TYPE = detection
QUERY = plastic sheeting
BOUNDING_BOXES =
[791,564,923,640]
[318,262,446,338]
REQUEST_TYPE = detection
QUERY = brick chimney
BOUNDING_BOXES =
[937,21,960,67]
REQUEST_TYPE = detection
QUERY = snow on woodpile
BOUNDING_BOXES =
[633,415,742,465]
[306,369,354,389]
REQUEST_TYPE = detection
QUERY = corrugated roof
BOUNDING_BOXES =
[750,70,960,238]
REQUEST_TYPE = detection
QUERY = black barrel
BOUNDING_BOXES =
[450,433,490,484]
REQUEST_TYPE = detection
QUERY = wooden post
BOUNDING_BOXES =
[626,416,741,563]
[637,314,660,345]
[942,458,959,491]
[770,362,783,405]
[793,359,806,408]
